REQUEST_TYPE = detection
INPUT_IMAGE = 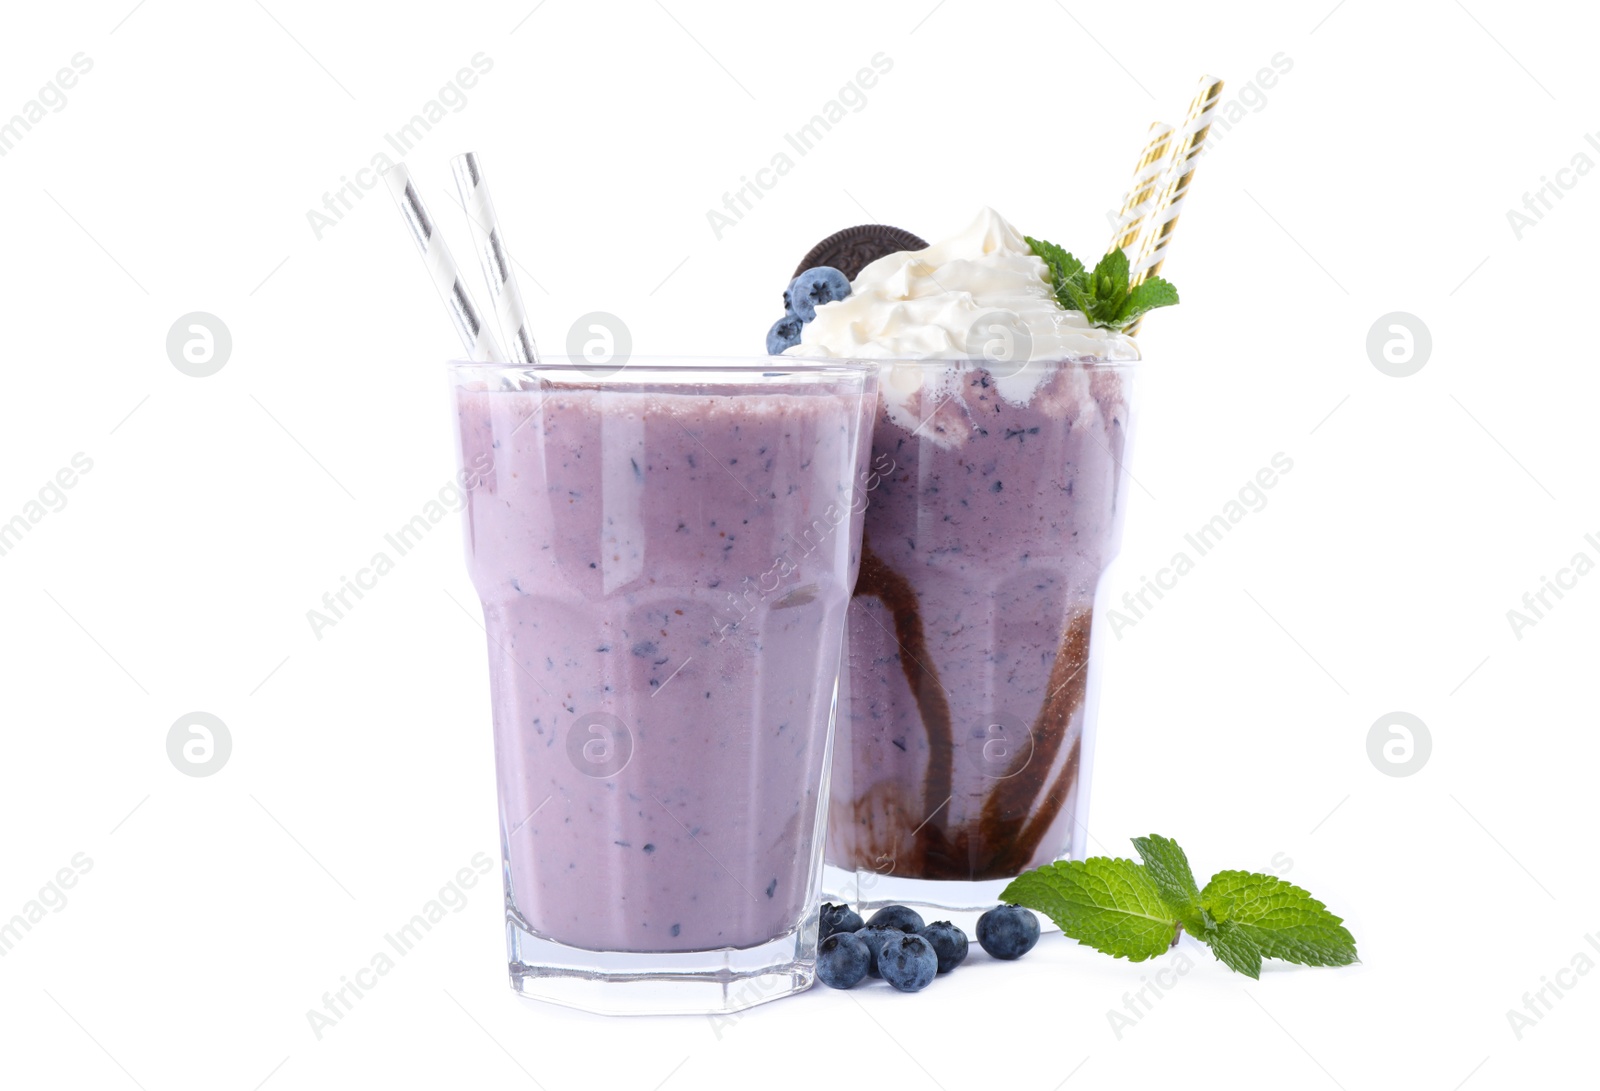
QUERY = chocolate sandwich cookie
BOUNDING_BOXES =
[795,225,928,282]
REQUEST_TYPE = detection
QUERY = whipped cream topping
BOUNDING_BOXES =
[785,207,1137,432]
[786,207,1138,367]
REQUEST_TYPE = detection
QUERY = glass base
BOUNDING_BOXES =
[507,917,816,1016]
[821,864,1059,935]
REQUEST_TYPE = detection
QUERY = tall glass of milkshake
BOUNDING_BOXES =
[451,357,877,1014]
[793,211,1142,924]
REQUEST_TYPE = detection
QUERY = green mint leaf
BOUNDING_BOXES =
[1001,858,1179,962]
[1131,834,1204,931]
[1060,275,1097,318]
[1087,249,1131,325]
[1200,921,1264,979]
[1115,276,1180,326]
[1023,235,1082,283]
[1200,871,1359,968]
[1023,235,1086,312]
[1025,235,1179,331]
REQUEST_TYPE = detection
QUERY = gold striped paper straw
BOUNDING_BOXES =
[1106,121,1175,257]
[1127,76,1224,333]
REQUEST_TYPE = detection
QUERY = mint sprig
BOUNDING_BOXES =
[1024,235,1179,331]
[1000,834,1358,978]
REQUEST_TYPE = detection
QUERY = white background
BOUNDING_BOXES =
[1,1,1594,1088]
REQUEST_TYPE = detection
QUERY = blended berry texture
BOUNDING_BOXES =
[827,360,1132,881]
[456,378,873,953]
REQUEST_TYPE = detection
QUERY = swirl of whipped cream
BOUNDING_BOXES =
[785,207,1139,371]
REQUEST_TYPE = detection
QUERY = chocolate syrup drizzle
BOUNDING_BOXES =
[853,541,1094,881]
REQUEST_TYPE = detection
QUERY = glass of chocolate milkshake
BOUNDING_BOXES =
[791,211,1142,925]
[450,358,877,1014]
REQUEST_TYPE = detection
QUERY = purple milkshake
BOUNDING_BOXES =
[451,359,876,1014]
[831,359,1133,892]
[786,210,1144,919]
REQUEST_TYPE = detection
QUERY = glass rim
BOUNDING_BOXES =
[447,355,877,379]
[788,354,1143,370]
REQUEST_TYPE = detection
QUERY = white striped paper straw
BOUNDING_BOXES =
[1106,121,1174,257]
[451,153,538,364]
[384,163,505,363]
[1130,76,1224,289]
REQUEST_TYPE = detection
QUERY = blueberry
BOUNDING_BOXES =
[976,905,1041,960]
[782,276,799,314]
[790,266,851,322]
[816,932,871,989]
[919,921,969,974]
[766,314,803,355]
[866,904,925,934]
[819,902,865,940]
[854,926,901,978]
[877,933,938,993]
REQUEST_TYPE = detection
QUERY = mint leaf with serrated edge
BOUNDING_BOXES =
[1023,235,1086,312]
[1202,920,1264,978]
[1200,871,1359,968]
[1003,837,1358,977]
[1085,249,1131,325]
[1023,235,1179,331]
[1000,857,1178,962]
[1116,276,1179,326]
[1131,834,1205,933]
